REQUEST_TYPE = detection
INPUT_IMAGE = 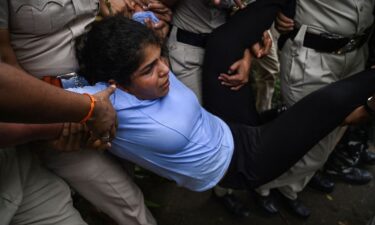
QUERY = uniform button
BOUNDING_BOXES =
[168,44,177,50]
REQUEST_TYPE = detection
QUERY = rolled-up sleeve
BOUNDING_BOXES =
[0,0,8,29]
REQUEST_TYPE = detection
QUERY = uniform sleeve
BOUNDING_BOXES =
[0,0,9,29]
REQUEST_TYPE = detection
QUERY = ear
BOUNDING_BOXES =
[109,79,130,93]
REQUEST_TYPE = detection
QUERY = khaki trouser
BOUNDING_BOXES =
[256,25,368,200]
[39,148,157,225]
[0,147,86,225]
[253,29,280,112]
[167,26,205,103]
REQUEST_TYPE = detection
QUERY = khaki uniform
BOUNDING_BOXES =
[168,0,279,108]
[257,0,374,200]
[167,0,226,102]
[0,148,86,225]
[1,0,98,77]
[254,28,280,112]
[0,0,156,224]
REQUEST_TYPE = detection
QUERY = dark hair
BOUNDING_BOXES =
[76,16,162,86]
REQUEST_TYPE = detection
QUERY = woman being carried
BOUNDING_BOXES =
[71,15,375,191]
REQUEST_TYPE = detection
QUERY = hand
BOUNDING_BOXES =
[48,123,89,152]
[275,11,294,34]
[86,129,115,151]
[100,0,136,17]
[134,0,172,22]
[134,0,172,39]
[47,123,111,152]
[145,0,172,23]
[144,18,170,39]
[218,49,252,91]
[342,106,370,126]
[86,85,117,145]
[211,0,245,9]
[250,31,272,58]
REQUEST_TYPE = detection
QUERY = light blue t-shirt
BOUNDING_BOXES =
[69,72,234,191]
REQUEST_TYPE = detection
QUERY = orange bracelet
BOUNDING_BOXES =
[80,93,96,124]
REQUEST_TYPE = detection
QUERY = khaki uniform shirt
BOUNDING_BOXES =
[295,0,374,36]
[172,0,227,33]
[0,0,99,77]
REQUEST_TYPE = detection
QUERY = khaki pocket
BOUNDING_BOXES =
[10,0,76,34]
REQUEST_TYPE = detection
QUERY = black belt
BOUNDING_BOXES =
[289,27,372,54]
[176,28,210,48]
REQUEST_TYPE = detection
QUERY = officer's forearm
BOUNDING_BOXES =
[0,63,91,123]
[0,122,62,147]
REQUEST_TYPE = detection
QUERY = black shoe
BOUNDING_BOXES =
[332,143,361,167]
[254,193,279,214]
[325,167,373,185]
[215,193,250,217]
[283,197,311,218]
[360,149,375,166]
[308,172,335,193]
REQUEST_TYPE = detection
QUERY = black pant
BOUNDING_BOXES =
[219,70,375,189]
[200,1,375,189]
[202,0,285,126]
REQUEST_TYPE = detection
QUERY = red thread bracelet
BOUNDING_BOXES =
[80,93,96,124]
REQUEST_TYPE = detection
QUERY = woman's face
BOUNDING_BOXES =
[125,44,170,100]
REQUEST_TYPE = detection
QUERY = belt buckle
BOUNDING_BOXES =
[334,37,360,55]
[319,32,350,55]
[320,32,342,40]
[56,72,77,79]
